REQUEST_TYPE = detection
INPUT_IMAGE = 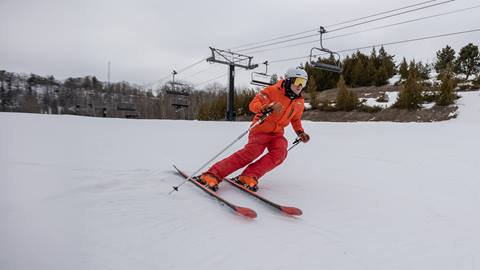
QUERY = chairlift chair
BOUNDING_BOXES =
[309,26,343,73]
[250,61,276,87]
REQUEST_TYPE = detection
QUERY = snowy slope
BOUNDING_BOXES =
[1,92,479,270]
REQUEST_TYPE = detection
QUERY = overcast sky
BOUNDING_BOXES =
[1,0,479,89]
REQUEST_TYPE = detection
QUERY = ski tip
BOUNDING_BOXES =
[280,206,303,216]
[236,207,257,219]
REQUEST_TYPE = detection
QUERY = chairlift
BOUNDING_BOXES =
[309,26,343,73]
[250,61,276,87]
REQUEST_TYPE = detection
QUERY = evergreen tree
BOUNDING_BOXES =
[394,68,423,110]
[351,54,367,87]
[378,46,397,78]
[335,75,358,111]
[436,68,456,106]
[366,56,376,86]
[341,47,396,86]
[398,57,409,81]
[305,59,339,90]
[374,64,389,86]
[415,61,431,81]
[455,43,480,80]
[341,55,354,85]
[370,47,379,68]
[306,77,319,109]
[434,45,456,76]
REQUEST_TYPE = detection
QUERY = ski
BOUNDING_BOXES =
[224,177,303,216]
[172,165,257,219]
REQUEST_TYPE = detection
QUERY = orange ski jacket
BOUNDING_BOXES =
[249,80,305,135]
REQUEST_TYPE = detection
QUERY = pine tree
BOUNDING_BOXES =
[416,61,431,81]
[434,45,456,77]
[370,47,379,68]
[341,55,354,85]
[398,57,409,81]
[374,64,389,86]
[394,68,423,110]
[436,69,456,106]
[455,43,480,80]
[335,75,358,111]
[366,56,376,86]
[351,55,365,87]
[378,46,397,78]
[305,59,340,90]
[367,47,378,84]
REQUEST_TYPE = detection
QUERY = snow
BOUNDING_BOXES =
[1,91,480,270]
[363,91,399,108]
[304,102,312,110]
[423,102,435,109]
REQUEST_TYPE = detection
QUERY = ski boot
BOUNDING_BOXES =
[195,173,220,192]
[235,175,258,192]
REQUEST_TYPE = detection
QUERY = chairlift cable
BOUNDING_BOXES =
[328,0,455,33]
[176,57,208,74]
[237,0,456,53]
[326,0,438,27]
[268,28,480,64]
[242,4,480,55]
[193,73,229,88]
[228,0,451,51]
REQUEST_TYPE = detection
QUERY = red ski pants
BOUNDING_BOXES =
[206,132,288,181]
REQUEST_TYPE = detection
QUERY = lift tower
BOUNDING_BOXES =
[206,47,258,121]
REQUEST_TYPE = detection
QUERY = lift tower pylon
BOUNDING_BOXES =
[206,47,258,121]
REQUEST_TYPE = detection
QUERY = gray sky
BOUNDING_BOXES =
[1,0,479,89]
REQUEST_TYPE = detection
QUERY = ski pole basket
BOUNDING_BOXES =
[309,26,342,74]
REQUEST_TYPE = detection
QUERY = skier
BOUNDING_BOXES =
[198,67,311,191]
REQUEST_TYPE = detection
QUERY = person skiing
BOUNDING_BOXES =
[198,67,311,191]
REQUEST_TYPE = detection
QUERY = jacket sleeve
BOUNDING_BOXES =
[290,104,304,134]
[249,87,271,114]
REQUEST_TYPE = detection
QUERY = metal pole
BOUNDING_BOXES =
[226,64,236,121]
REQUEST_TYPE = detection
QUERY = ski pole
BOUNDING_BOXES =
[288,138,301,152]
[170,109,273,194]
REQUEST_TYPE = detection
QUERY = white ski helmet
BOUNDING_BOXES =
[285,67,308,82]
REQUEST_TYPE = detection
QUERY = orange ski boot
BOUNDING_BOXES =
[197,173,220,191]
[237,175,258,192]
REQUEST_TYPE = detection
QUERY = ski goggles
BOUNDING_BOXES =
[292,77,307,88]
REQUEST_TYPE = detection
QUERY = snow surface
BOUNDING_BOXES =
[363,91,399,108]
[1,92,480,270]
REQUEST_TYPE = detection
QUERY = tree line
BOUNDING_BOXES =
[0,71,230,119]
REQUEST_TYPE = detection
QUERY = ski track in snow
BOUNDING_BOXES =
[1,91,479,270]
